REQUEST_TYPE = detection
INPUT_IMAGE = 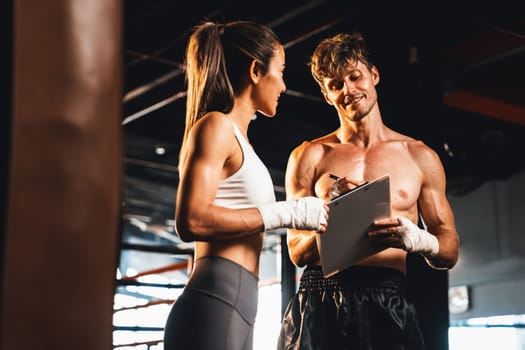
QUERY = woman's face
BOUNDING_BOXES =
[253,45,286,117]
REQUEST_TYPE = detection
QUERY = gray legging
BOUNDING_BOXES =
[164,256,259,350]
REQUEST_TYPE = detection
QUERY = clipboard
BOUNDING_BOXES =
[316,174,391,277]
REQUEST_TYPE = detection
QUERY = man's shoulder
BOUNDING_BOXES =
[387,127,419,143]
[387,129,432,152]
[291,133,336,158]
[383,128,440,162]
[402,138,442,166]
[403,138,435,153]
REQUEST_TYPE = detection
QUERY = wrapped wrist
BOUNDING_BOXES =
[257,197,327,232]
[398,216,439,257]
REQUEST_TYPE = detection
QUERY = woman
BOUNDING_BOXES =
[163,20,329,350]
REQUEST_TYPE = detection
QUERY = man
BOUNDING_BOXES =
[277,32,460,350]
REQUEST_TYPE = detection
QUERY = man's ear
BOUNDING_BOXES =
[371,65,380,86]
[249,59,261,83]
[323,92,333,105]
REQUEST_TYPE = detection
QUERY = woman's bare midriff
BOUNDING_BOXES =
[194,232,264,276]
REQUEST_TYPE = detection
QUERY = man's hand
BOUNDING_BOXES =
[370,216,439,257]
[328,175,366,199]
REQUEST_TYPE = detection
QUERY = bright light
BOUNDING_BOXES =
[449,327,522,350]
[254,284,282,350]
[449,314,525,350]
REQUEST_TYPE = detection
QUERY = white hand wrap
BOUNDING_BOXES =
[398,216,439,257]
[257,197,327,232]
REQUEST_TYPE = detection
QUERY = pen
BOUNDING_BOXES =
[328,173,340,181]
[329,174,370,191]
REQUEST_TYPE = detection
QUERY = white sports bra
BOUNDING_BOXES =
[213,121,276,209]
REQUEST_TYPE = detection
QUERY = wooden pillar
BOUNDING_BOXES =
[0,0,14,322]
[1,0,123,349]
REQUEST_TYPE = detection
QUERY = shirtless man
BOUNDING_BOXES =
[277,32,460,350]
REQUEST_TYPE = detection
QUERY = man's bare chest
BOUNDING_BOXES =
[313,144,420,203]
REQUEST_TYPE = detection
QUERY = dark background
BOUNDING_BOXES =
[121,0,525,239]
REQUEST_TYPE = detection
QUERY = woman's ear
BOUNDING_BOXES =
[249,59,261,83]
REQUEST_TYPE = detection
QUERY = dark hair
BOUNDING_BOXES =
[182,20,282,143]
[309,32,374,93]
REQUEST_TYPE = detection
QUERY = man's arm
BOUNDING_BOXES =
[415,143,460,269]
[285,141,323,267]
